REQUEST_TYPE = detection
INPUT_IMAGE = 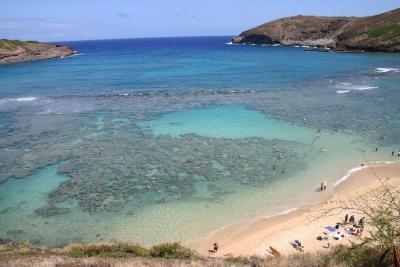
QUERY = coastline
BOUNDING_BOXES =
[189,162,400,256]
[0,40,76,65]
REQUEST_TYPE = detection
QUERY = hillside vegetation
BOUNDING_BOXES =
[0,240,398,267]
[232,8,400,52]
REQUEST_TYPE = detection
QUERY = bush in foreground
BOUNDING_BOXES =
[2,240,397,266]
[68,242,194,259]
[69,242,150,258]
[150,242,194,259]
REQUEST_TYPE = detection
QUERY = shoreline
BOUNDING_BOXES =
[189,161,400,256]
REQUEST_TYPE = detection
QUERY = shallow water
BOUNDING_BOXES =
[0,37,399,247]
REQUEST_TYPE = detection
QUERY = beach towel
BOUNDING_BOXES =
[325,226,336,233]
[269,246,282,257]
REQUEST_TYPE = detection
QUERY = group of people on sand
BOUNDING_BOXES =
[342,214,364,237]
[290,240,304,252]
[391,150,400,157]
[316,213,365,250]
[344,214,364,228]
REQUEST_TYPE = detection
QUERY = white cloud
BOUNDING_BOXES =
[0,17,99,41]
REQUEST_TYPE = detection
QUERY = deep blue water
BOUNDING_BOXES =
[1,36,400,98]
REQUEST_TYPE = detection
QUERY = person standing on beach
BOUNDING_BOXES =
[323,180,327,190]
[349,215,355,224]
[344,214,349,224]
[213,242,219,253]
[398,151,400,157]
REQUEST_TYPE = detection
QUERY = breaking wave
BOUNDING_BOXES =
[335,82,378,93]
[375,67,400,73]
[0,97,38,105]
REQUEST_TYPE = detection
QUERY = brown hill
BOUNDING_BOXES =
[232,8,400,52]
[0,39,75,64]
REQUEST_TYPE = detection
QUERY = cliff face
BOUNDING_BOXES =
[0,39,75,64]
[233,8,400,52]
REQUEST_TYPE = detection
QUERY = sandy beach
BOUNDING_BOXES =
[190,162,400,257]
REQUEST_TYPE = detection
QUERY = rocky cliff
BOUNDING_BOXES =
[232,8,400,52]
[0,39,75,64]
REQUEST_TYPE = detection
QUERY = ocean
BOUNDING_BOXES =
[0,36,399,247]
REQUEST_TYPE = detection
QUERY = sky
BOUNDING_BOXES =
[1,0,399,41]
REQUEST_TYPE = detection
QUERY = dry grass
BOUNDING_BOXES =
[0,241,393,267]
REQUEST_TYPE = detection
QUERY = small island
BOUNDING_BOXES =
[0,39,75,64]
[232,8,400,52]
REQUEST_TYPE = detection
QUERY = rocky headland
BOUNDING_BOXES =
[232,8,400,52]
[0,39,75,64]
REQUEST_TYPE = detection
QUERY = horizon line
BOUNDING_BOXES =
[43,35,236,43]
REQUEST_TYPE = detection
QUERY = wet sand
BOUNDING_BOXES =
[190,162,400,257]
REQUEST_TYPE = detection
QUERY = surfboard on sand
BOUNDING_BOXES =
[269,246,282,257]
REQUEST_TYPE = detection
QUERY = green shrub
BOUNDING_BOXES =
[368,23,400,40]
[329,244,387,267]
[0,39,27,50]
[5,240,29,251]
[225,255,268,267]
[69,242,150,258]
[150,242,194,259]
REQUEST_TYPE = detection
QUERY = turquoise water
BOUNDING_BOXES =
[0,37,400,247]
[139,105,317,142]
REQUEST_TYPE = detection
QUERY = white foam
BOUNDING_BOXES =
[225,42,233,45]
[375,67,400,73]
[207,222,236,236]
[334,82,378,92]
[0,97,38,105]
[333,166,366,187]
[15,97,38,102]
[263,207,298,219]
[353,86,378,91]
[279,207,299,215]
[333,161,400,187]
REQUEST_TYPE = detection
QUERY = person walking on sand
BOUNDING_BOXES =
[323,180,327,191]
[320,182,324,192]
[344,214,349,224]
[213,242,219,253]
